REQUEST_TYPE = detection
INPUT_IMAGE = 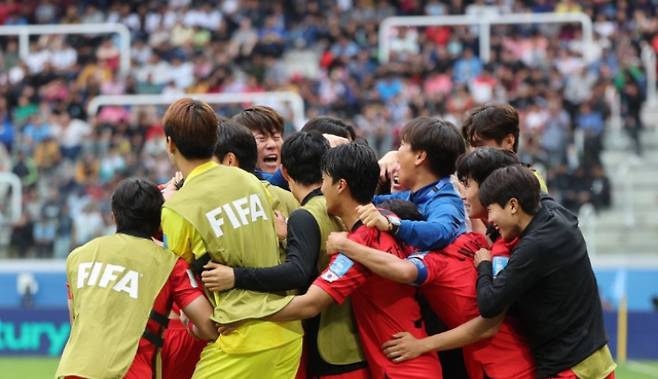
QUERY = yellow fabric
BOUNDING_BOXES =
[533,169,549,194]
[302,196,365,366]
[265,182,299,218]
[56,234,178,379]
[571,345,617,379]
[192,334,302,379]
[161,161,217,263]
[162,162,302,355]
[261,181,299,261]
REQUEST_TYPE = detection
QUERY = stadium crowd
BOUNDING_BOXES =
[0,0,652,259]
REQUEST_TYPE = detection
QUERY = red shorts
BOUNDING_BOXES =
[161,318,208,379]
[549,368,615,379]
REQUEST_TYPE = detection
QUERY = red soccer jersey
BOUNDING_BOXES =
[313,223,442,379]
[411,233,534,379]
[123,259,205,379]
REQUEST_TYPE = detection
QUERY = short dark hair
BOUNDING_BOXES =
[163,98,219,159]
[302,116,354,140]
[401,117,465,178]
[112,178,163,238]
[232,105,284,137]
[321,143,379,205]
[456,147,520,185]
[281,131,330,186]
[479,165,540,215]
[215,119,258,173]
[378,200,425,221]
[462,104,520,152]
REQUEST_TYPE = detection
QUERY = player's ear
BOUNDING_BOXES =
[336,178,348,194]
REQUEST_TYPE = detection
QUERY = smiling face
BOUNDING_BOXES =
[463,177,486,219]
[486,200,521,242]
[253,131,283,173]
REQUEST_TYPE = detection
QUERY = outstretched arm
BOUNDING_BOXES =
[327,232,418,284]
[381,313,505,362]
[266,285,335,322]
[181,296,219,341]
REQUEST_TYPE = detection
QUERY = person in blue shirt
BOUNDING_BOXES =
[262,116,357,191]
[358,117,467,251]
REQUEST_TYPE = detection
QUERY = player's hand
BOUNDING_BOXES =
[326,232,349,255]
[201,262,235,292]
[474,248,492,267]
[323,133,350,148]
[357,203,389,232]
[381,332,427,363]
[378,150,399,183]
[161,171,184,200]
[217,320,243,335]
[274,211,287,241]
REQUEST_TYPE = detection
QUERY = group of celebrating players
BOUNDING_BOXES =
[56,99,616,379]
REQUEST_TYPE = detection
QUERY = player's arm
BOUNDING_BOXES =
[475,241,543,318]
[381,313,505,363]
[265,285,335,322]
[327,231,418,284]
[395,196,464,250]
[201,209,320,292]
[181,296,218,341]
[169,259,218,340]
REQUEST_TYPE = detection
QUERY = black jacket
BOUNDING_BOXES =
[477,196,607,378]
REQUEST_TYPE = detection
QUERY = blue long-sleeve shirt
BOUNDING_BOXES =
[373,177,466,250]
[255,168,290,191]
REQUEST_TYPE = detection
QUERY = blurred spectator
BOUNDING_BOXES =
[0,0,654,257]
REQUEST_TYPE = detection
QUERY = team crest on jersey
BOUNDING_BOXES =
[321,254,354,282]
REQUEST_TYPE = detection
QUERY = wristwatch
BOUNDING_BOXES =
[386,214,401,235]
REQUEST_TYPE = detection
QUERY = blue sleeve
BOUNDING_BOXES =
[267,168,289,190]
[396,196,466,250]
[407,255,429,286]
[372,191,409,205]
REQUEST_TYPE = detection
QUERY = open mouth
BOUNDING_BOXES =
[263,154,278,164]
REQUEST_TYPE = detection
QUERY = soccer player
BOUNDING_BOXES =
[214,118,299,229]
[160,98,303,378]
[326,148,536,379]
[357,117,467,251]
[202,131,368,379]
[56,178,218,379]
[461,103,548,193]
[475,165,615,379]
[256,142,442,379]
[232,105,285,177]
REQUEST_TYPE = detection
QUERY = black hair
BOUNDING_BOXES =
[321,143,379,204]
[401,117,466,178]
[281,131,330,186]
[456,147,520,185]
[462,104,520,152]
[479,165,540,215]
[302,116,354,140]
[112,178,163,239]
[378,199,425,221]
[215,119,258,173]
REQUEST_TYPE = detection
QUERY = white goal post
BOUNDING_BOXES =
[0,23,131,76]
[379,12,595,64]
[87,92,307,129]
